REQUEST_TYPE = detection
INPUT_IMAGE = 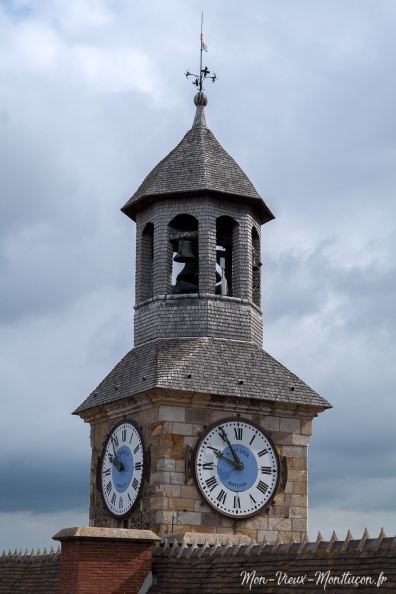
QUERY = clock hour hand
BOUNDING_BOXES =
[208,445,243,470]
[214,450,240,468]
[219,428,241,466]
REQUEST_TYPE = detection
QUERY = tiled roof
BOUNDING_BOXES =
[2,530,395,593]
[121,122,274,224]
[74,337,331,414]
[0,548,60,594]
[149,529,396,593]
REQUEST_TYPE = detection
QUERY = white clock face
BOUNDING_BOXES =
[100,420,145,518]
[194,418,280,518]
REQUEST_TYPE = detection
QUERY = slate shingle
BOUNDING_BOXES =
[74,338,331,414]
[149,535,396,594]
[121,125,274,224]
[0,550,60,594]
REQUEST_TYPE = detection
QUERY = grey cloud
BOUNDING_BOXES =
[0,458,89,513]
[1,0,396,546]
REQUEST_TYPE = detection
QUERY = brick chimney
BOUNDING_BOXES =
[53,527,159,594]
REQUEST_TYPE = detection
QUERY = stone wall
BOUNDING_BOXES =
[87,390,314,544]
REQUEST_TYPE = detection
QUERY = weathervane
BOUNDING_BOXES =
[185,13,217,92]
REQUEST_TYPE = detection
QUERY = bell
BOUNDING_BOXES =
[173,260,199,294]
[174,239,196,263]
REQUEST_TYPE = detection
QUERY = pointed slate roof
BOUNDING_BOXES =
[73,338,331,414]
[121,93,274,223]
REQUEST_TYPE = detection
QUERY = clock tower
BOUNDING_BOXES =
[74,88,331,543]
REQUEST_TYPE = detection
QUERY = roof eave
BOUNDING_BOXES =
[121,189,275,225]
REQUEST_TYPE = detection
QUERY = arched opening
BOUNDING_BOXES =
[168,214,199,294]
[140,223,154,301]
[216,216,237,296]
[252,226,261,306]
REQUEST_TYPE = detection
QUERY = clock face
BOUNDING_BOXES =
[100,420,146,519]
[194,418,280,518]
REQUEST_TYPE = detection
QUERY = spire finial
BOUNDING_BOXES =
[185,13,217,94]
[186,14,216,128]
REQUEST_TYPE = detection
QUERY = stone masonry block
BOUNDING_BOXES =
[171,422,193,435]
[291,518,307,531]
[186,408,209,423]
[176,511,202,526]
[282,445,307,459]
[150,471,171,485]
[163,485,181,498]
[156,459,176,472]
[287,469,307,482]
[170,497,195,511]
[291,433,311,446]
[300,420,313,435]
[159,406,186,422]
[289,506,308,519]
[270,432,292,445]
[262,416,280,432]
[279,418,301,433]
[170,472,186,485]
[268,518,292,531]
[180,485,199,499]
[292,457,308,470]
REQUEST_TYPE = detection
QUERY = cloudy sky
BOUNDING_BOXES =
[1,0,395,552]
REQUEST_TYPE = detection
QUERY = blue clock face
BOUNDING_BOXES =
[100,420,145,518]
[194,418,280,517]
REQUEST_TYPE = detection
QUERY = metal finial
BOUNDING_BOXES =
[185,13,217,93]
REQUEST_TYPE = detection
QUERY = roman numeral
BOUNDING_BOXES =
[132,478,139,490]
[258,448,268,457]
[112,435,119,447]
[205,476,218,492]
[103,468,111,476]
[128,493,132,503]
[234,427,243,440]
[249,434,256,445]
[216,490,227,504]
[261,466,272,475]
[111,492,116,505]
[119,497,123,509]
[202,462,214,470]
[257,481,269,495]
[133,444,140,455]
[122,429,127,442]
[134,462,142,471]
[249,494,257,505]
[106,481,112,495]
[233,496,241,509]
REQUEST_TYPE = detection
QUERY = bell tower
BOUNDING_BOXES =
[128,90,272,350]
[74,87,331,543]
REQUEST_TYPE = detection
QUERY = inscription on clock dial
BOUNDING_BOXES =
[100,420,145,519]
[194,418,280,518]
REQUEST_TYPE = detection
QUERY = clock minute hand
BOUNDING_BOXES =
[111,439,122,472]
[219,428,241,465]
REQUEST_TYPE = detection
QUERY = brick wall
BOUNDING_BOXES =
[54,527,159,594]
